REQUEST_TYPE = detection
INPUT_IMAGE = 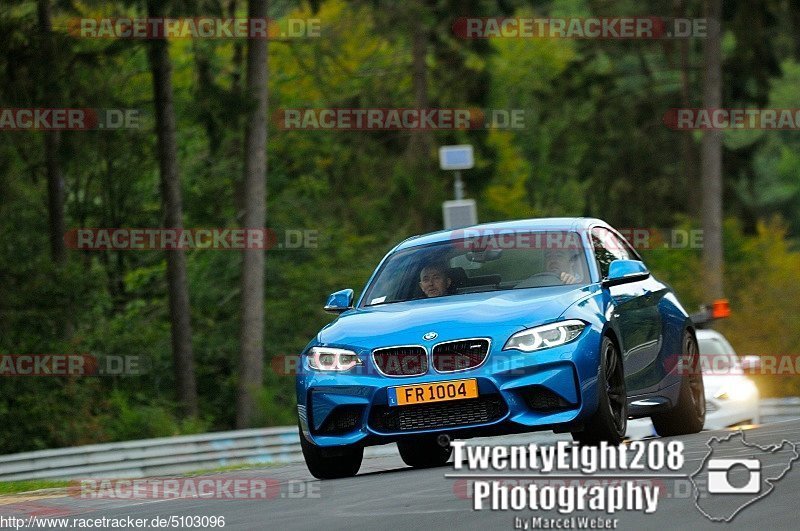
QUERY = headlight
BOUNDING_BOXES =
[503,320,586,352]
[307,347,363,371]
[713,379,758,401]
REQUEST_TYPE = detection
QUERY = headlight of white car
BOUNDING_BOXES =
[307,347,363,371]
[713,379,758,401]
[503,320,587,352]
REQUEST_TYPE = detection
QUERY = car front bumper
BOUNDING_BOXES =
[296,327,604,448]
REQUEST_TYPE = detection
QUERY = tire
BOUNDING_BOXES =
[651,329,705,436]
[572,336,628,446]
[397,436,453,468]
[299,428,363,479]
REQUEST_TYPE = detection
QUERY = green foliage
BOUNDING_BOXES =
[732,60,800,232]
[2,0,800,455]
[639,219,705,312]
[98,390,211,441]
[0,480,69,495]
[718,219,800,397]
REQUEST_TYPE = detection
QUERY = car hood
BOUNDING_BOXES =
[702,374,749,396]
[316,285,594,350]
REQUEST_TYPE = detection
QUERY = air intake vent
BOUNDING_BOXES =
[316,405,364,435]
[522,386,573,411]
[372,346,428,376]
[432,339,490,372]
[369,395,507,432]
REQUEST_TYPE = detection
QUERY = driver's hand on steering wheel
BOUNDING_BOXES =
[560,271,577,284]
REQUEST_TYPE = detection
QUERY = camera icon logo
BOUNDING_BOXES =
[707,459,761,494]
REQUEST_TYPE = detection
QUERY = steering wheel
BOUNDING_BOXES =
[530,272,563,282]
[514,271,565,288]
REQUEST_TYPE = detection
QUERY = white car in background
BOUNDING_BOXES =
[627,329,760,439]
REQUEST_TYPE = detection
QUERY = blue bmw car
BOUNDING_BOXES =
[297,218,705,478]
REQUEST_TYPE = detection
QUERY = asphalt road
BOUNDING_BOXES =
[4,420,800,530]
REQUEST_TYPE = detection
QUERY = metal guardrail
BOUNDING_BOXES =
[0,427,300,481]
[2,398,799,482]
[759,397,800,424]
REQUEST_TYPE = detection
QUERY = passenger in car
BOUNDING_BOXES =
[419,263,453,297]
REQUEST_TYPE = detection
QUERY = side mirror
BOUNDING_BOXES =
[740,355,761,374]
[602,260,650,287]
[324,289,354,314]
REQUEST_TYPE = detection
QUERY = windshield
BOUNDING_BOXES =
[361,231,590,306]
[698,337,734,370]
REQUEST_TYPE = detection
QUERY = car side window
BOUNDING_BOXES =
[591,233,616,279]
[609,231,641,261]
[591,227,631,278]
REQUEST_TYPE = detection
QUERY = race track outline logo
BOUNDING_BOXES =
[690,430,799,522]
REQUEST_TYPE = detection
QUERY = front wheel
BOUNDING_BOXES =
[299,429,363,479]
[397,436,453,468]
[572,336,627,445]
[651,329,705,436]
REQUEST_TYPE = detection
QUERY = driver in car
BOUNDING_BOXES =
[544,249,583,285]
[419,263,452,298]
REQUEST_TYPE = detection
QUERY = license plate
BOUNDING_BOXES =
[388,379,478,407]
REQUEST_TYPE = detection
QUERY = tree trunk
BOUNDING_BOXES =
[37,0,66,266]
[38,0,74,339]
[408,14,430,156]
[701,0,724,300]
[44,133,66,264]
[793,4,800,61]
[146,0,198,418]
[674,0,699,217]
[236,0,268,428]
[228,0,247,217]
[406,3,435,231]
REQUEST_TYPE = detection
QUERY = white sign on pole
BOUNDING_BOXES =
[438,145,474,170]
[443,199,477,230]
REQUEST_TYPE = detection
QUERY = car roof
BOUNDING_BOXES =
[394,217,608,251]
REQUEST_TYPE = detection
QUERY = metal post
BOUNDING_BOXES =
[454,170,464,200]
